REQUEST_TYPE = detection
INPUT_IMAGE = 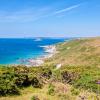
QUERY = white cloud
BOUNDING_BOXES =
[0,3,81,22]
[55,4,81,14]
[0,7,52,22]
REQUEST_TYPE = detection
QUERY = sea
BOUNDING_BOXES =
[0,38,68,65]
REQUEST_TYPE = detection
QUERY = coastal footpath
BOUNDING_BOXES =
[0,37,100,100]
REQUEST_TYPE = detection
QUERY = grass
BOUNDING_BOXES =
[1,82,100,100]
[45,37,100,67]
[0,37,100,100]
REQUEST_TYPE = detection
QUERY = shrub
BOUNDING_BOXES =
[74,72,100,93]
[0,72,20,96]
[31,95,40,100]
[47,83,55,96]
[61,71,78,84]
[31,77,42,88]
[58,94,71,100]
[41,68,52,79]
[15,74,31,87]
[71,88,80,95]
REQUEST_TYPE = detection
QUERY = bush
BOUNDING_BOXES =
[0,66,44,96]
[0,72,20,96]
[47,83,55,96]
[74,72,100,93]
[41,68,52,79]
[61,71,78,84]
[58,94,71,100]
[31,77,42,88]
[31,95,40,100]
[15,74,31,87]
[71,88,80,95]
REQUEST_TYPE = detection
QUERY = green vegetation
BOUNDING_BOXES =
[71,88,80,96]
[0,66,48,95]
[0,65,100,98]
[46,37,100,67]
[0,37,100,100]
[31,95,40,100]
[60,65,100,92]
[47,83,55,96]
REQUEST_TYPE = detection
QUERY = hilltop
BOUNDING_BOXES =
[46,37,100,67]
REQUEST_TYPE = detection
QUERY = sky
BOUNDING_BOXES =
[0,0,100,38]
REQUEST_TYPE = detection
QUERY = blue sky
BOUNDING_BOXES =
[0,0,100,37]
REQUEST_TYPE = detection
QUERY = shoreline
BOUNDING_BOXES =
[25,45,57,67]
[1,44,57,67]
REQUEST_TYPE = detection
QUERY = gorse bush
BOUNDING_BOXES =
[15,73,31,87]
[0,66,52,96]
[74,72,100,92]
[0,72,20,95]
[31,77,42,88]
[31,95,40,100]
[41,68,52,79]
[47,83,55,96]
[0,64,100,96]
[71,88,80,95]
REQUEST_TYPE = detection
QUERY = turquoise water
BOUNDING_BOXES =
[0,38,66,64]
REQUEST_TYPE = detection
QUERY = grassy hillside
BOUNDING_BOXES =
[46,37,100,67]
[0,37,100,100]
